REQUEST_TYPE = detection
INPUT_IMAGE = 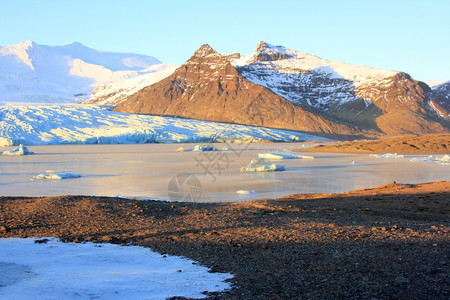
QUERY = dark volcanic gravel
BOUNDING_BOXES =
[1,181,449,299]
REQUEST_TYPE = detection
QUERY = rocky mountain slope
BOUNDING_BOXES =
[114,45,357,137]
[231,42,449,135]
[0,40,162,103]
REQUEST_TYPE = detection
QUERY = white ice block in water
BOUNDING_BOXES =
[34,172,81,180]
[369,153,404,159]
[258,151,314,160]
[236,190,256,195]
[186,145,218,152]
[410,155,450,165]
[0,144,34,156]
[240,158,285,172]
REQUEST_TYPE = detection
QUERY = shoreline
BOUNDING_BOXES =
[301,134,450,154]
[1,180,449,299]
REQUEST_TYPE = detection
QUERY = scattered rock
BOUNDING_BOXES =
[34,238,50,244]
[0,225,11,232]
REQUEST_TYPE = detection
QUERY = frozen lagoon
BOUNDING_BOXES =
[0,143,449,202]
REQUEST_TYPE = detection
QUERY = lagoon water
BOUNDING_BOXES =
[0,143,448,202]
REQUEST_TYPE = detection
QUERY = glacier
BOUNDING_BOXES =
[0,105,329,146]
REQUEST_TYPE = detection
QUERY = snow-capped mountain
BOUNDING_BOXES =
[85,63,177,106]
[232,42,448,135]
[114,44,357,137]
[0,40,162,103]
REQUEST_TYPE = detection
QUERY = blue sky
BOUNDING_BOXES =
[1,0,449,82]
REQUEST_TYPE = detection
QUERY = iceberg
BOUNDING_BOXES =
[0,144,34,156]
[369,153,404,159]
[34,172,81,180]
[180,145,220,152]
[410,155,450,165]
[258,150,314,160]
[240,158,285,172]
[236,190,257,195]
[188,145,218,152]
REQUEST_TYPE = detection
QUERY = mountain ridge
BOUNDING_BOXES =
[113,42,449,137]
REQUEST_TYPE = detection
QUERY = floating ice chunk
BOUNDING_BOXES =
[240,158,285,172]
[176,147,185,152]
[0,137,13,147]
[258,151,314,160]
[185,145,218,152]
[369,153,404,159]
[351,161,360,164]
[0,144,34,156]
[410,155,450,165]
[34,172,81,180]
[236,190,256,195]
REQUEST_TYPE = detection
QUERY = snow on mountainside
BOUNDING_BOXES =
[0,105,325,146]
[86,63,177,105]
[232,41,398,108]
[231,42,449,135]
[0,41,161,103]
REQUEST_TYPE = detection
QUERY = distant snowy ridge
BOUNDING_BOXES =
[232,41,399,108]
[0,41,161,103]
[86,63,177,105]
[0,105,327,146]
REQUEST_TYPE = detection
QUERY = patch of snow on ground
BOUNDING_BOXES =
[0,238,232,300]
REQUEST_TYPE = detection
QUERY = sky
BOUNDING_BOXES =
[1,0,449,82]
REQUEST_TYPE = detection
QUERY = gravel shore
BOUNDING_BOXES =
[1,181,449,299]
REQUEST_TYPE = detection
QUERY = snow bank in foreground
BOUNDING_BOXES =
[0,144,34,155]
[0,105,329,145]
[0,238,232,300]
[241,158,285,172]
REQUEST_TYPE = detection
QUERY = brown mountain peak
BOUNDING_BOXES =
[190,44,220,59]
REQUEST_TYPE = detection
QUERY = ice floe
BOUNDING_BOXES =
[258,150,314,160]
[236,190,257,195]
[240,158,285,172]
[369,153,404,159]
[410,155,450,165]
[34,172,81,180]
[0,144,34,156]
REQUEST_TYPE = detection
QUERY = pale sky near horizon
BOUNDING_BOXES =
[1,0,448,82]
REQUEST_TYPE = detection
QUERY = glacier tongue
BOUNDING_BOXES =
[0,105,329,146]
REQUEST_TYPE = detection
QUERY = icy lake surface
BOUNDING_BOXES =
[0,143,449,202]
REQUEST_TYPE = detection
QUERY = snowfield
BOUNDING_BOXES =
[0,105,328,146]
[0,40,162,103]
[0,238,232,300]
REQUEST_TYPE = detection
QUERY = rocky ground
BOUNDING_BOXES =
[1,181,449,299]
[304,134,450,154]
